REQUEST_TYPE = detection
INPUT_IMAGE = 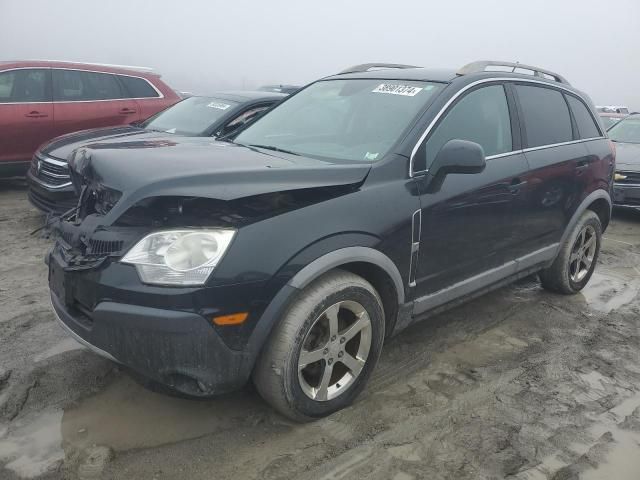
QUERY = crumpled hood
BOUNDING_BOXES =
[40,126,173,160]
[614,142,640,171]
[68,140,371,221]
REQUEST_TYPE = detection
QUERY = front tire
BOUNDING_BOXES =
[539,210,602,294]
[253,269,385,422]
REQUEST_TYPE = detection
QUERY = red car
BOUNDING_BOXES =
[0,60,179,177]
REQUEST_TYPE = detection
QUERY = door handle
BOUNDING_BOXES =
[508,178,527,194]
[119,108,136,115]
[25,111,48,118]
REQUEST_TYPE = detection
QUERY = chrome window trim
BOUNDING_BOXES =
[52,67,164,101]
[409,77,604,177]
[485,151,523,160]
[0,66,164,104]
[521,137,604,154]
[0,101,51,105]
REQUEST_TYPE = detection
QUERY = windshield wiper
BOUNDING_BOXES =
[247,144,300,156]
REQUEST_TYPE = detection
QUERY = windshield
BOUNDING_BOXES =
[143,96,239,136]
[235,79,443,162]
[608,116,640,144]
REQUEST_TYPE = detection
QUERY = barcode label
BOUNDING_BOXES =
[372,84,423,96]
[207,102,231,110]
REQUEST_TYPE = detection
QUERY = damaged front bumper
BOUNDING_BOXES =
[47,236,268,397]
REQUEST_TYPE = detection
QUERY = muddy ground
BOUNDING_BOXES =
[1,179,640,480]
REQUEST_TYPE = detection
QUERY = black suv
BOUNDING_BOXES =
[47,61,615,421]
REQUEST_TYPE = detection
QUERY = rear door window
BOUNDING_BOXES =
[53,70,124,101]
[566,95,601,139]
[0,69,50,102]
[119,75,160,98]
[514,85,573,148]
[421,84,512,169]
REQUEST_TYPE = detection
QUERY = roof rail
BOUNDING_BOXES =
[80,62,155,73]
[338,63,420,74]
[457,60,570,85]
[15,60,155,73]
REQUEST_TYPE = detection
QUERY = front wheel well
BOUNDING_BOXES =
[338,262,399,337]
[587,197,611,231]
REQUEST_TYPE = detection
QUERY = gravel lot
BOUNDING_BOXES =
[1,179,640,480]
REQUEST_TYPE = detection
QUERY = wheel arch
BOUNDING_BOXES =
[560,189,611,249]
[586,196,611,231]
[246,247,405,366]
[287,247,405,305]
[288,248,405,337]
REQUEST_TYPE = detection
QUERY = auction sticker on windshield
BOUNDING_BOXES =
[207,102,232,110]
[372,84,423,96]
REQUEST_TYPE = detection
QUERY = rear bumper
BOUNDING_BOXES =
[613,183,640,209]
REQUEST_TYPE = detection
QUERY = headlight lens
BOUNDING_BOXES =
[121,229,236,286]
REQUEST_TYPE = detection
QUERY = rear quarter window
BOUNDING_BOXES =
[566,95,601,139]
[515,85,573,148]
[119,75,160,98]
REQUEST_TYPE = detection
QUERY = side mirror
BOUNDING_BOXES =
[425,139,486,193]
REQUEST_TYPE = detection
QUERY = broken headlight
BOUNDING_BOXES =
[121,229,236,286]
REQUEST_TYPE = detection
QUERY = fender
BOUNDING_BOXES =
[558,189,611,252]
[288,246,405,305]
[244,246,406,366]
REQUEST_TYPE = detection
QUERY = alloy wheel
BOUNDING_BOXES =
[297,300,372,401]
[569,224,597,283]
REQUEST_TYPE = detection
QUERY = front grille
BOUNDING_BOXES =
[32,154,71,187]
[616,171,640,185]
[60,229,74,247]
[87,239,124,256]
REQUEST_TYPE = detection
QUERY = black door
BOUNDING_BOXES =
[410,83,530,306]
[512,84,596,257]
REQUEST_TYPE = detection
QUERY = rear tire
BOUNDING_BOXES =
[539,210,602,294]
[253,269,385,422]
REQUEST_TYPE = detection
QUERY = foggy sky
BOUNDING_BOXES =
[1,0,639,108]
